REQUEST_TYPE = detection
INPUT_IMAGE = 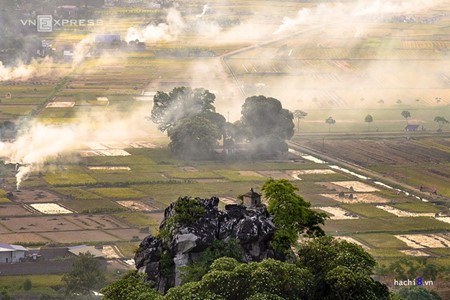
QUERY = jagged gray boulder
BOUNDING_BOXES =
[134,197,278,293]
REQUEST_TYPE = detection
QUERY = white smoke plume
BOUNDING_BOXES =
[125,8,186,43]
[0,57,56,82]
[274,0,443,34]
[0,110,157,190]
[196,4,210,19]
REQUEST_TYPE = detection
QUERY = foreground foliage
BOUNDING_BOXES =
[262,179,327,252]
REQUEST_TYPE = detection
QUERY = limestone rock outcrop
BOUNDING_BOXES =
[134,197,278,292]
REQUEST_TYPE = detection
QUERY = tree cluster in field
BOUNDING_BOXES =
[150,87,295,159]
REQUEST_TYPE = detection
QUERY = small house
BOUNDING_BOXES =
[0,243,27,263]
[5,93,11,99]
[405,124,420,132]
[243,188,262,208]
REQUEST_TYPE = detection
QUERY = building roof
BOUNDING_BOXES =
[0,243,27,252]
[68,245,105,258]
[405,124,420,130]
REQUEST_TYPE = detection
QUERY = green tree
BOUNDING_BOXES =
[101,271,163,300]
[62,252,105,297]
[262,179,327,252]
[401,111,411,125]
[181,239,244,284]
[166,257,312,300]
[168,115,223,158]
[238,95,294,156]
[434,116,449,131]
[151,87,217,132]
[325,116,336,132]
[396,286,442,300]
[293,110,308,132]
[365,114,373,131]
[297,236,390,300]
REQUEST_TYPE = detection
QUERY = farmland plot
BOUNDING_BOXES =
[29,203,73,214]
[316,206,359,220]
[117,201,156,212]
[395,234,450,248]
[321,193,389,204]
[330,181,379,192]
[376,205,435,217]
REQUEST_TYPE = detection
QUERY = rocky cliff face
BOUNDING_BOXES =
[134,197,279,293]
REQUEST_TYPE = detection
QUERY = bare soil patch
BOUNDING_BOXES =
[258,171,294,180]
[335,236,369,250]
[395,234,450,248]
[66,215,128,230]
[46,101,75,108]
[0,216,82,232]
[88,166,131,171]
[117,201,157,212]
[104,228,149,241]
[12,189,61,203]
[321,193,389,204]
[239,171,264,177]
[400,249,430,256]
[330,181,379,192]
[315,207,359,220]
[29,203,73,214]
[0,204,33,216]
[40,230,120,243]
[0,233,50,244]
[376,205,435,217]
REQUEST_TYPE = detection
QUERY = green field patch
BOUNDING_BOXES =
[62,199,124,214]
[324,217,450,234]
[44,173,97,186]
[133,181,261,205]
[114,212,160,228]
[91,172,168,184]
[0,189,7,197]
[215,170,268,181]
[0,106,35,116]
[427,248,450,257]
[52,187,102,200]
[341,204,395,218]
[166,171,224,180]
[368,249,406,258]
[0,198,11,203]
[0,97,48,105]
[0,274,62,296]
[392,202,441,213]
[115,241,141,257]
[354,233,409,249]
[90,188,146,199]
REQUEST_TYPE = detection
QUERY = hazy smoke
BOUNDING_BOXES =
[0,57,55,82]
[274,0,442,34]
[0,110,156,189]
[196,4,210,19]
[125,8,186,42]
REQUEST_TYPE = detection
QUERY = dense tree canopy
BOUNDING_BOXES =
[297,236,389,300]
[101,271,163,300]
[62,252,105,297]
[168,114,223,158]
[237,96,294,156]
[395,286,442,300]
[151,87,217,133]
[240,96,294,140]
[262,179,327,252]
[166,257,312,300]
